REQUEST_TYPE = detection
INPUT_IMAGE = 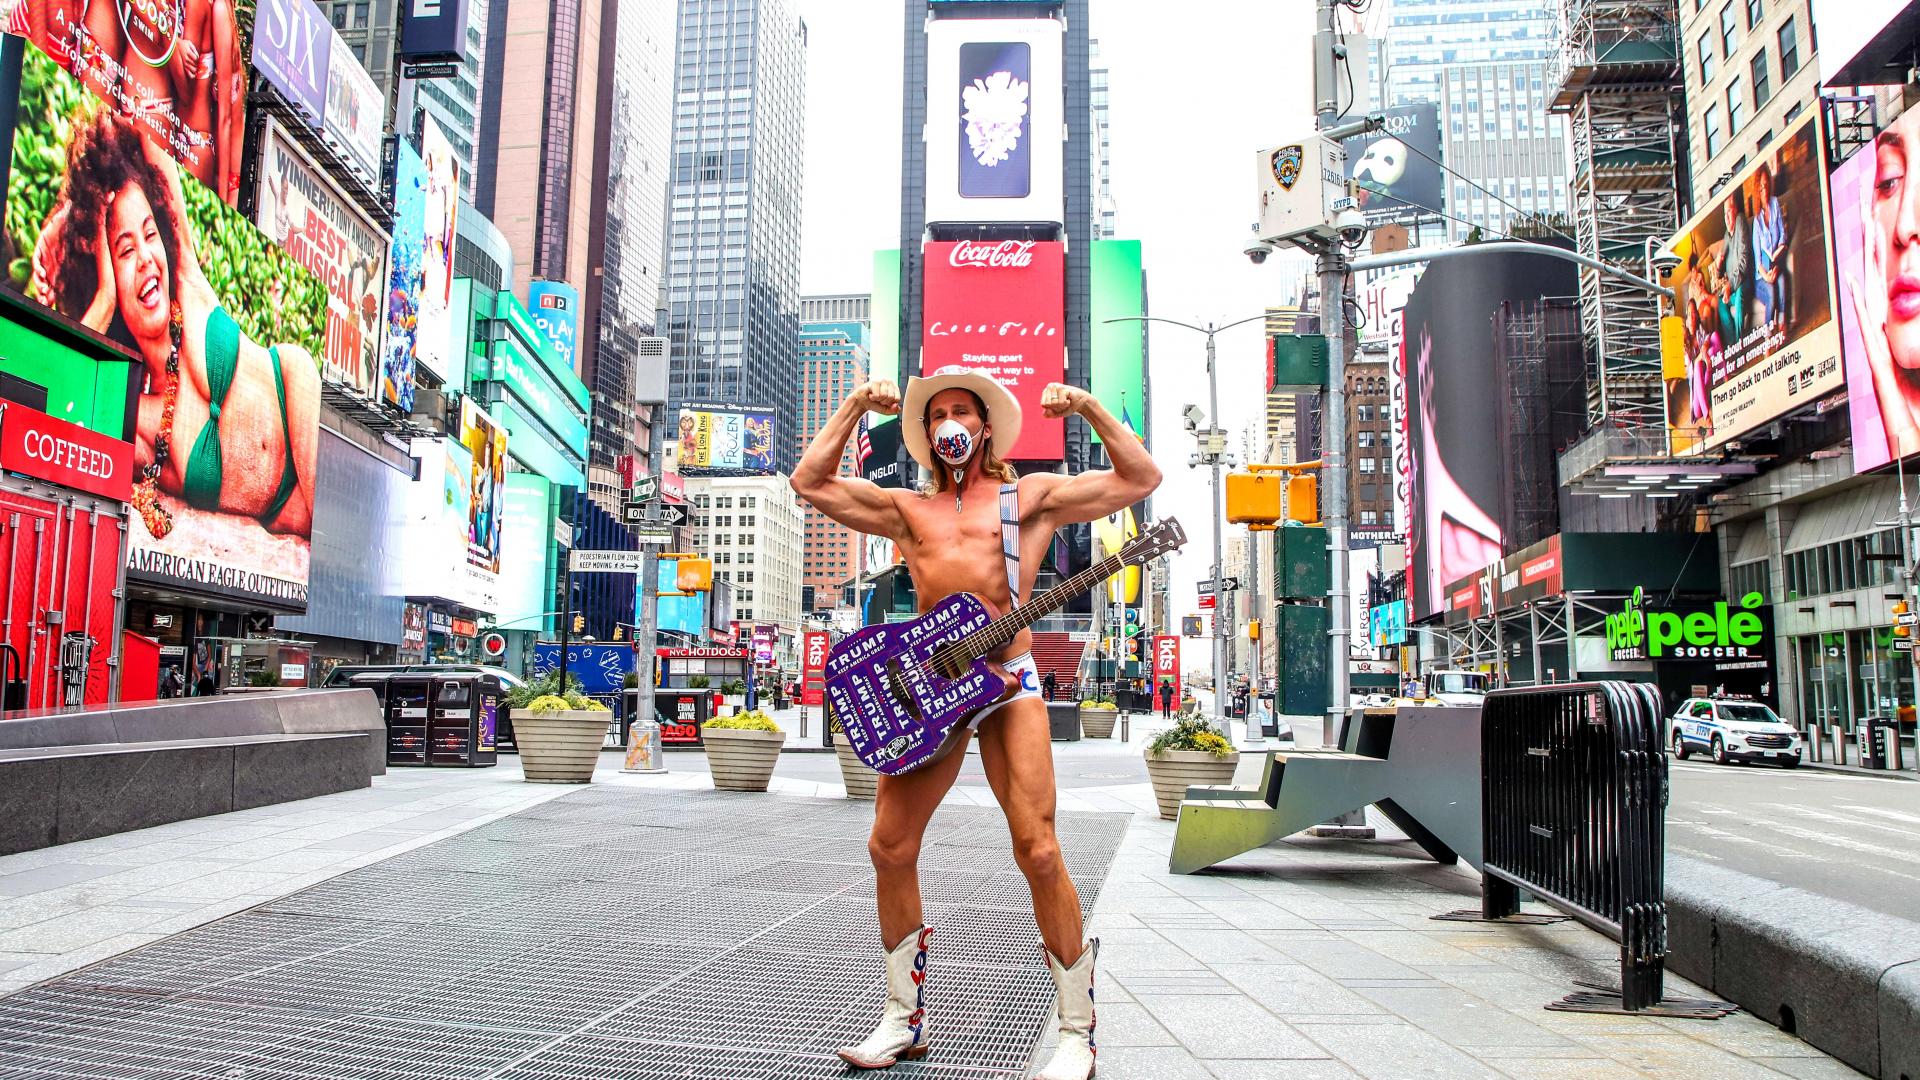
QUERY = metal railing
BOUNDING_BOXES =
[1481,681,1684,1013]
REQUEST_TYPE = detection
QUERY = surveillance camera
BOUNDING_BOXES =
[1244,240,1274,266]
[1187,452,1201,468]
[1183,404,1206,431]
[1334,208,1368,247]
[1649,245,1682,277]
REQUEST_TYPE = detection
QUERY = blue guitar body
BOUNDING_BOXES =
[825,593,1012,775]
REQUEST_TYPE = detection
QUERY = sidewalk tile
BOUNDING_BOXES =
[1080,1044,1217,1079]
[1209,963,1389,1016]
[1295,1021,1500,1079]
[1248,934,1430,981]
[1750,1057,1881,1078]
[1163,925,1295,966]
[1570,1032,1801,1079]
[1085,1000,1179,1047]
[1135,994,1327,1059]
[1489,1060,1654,1079]
[1349,985,1581,1050]
[1205,1062,1365,1079]
[0,863,131,896]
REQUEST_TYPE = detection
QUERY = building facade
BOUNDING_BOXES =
[799,316,870,612]
[799,294,871,325]
[1345,360,1394,539]
[1678,0,1818,209]
[661,0,809,475]
[685,474,805,635]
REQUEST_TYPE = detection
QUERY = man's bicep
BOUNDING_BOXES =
[808,476,906,538]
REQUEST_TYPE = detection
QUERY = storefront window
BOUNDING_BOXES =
[1798,632,1851,730]
[1849,627,1913,722]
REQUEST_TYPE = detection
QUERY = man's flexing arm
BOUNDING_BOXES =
[1024,383,1163,527]
[791,380,910,540]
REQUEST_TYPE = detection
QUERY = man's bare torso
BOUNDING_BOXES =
[890,475,1056,665]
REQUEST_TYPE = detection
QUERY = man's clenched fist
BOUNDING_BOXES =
[1040,383,1092,420]
[854,379,901,415]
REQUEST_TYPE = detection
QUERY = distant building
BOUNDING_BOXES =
[799,317,870,611]
[684,474,805,636]
[800,295,871,325]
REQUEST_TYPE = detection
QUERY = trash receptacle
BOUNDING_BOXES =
[385,675,431,767]
[428,673,501,767]
[1857,716,1895,770]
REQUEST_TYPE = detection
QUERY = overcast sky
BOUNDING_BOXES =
[796,0,1323,637]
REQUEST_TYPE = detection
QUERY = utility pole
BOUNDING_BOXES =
[1244,429,1265,736]
[1315,0,1354,747]
[632,402,669,737]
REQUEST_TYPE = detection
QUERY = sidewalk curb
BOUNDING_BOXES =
[1666,856,1920,1078]
[1798,759,1920,781]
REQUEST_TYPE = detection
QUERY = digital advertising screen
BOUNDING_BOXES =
[383,142,427,411]
[1664,114,1839,456]
[1835,105,1920,474]
[257,118,389,399]
[458,399,509,576]
[1089,239,1145,445]
[1342,103,1444,225]
[253,0,332,128]
[415,117,462,385]
[920,239,1065,460]
[923,16,1064,226]
[5,48,327,608]
[6,0,247,203]
[677,404,777,474]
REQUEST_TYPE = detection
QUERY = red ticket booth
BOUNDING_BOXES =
[0,402,131,710]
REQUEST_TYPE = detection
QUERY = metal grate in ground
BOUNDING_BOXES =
[0,787,1127,1079]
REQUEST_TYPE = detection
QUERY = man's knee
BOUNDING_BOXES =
[869,831,920,874]
[1012,829,1064,880]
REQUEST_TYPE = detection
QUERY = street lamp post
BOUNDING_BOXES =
[1103,313,1268,743]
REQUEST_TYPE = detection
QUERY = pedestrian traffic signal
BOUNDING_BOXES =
[1896,600,1911,639]
[676,558,713,593]
[572,614,586,634]
[1286,473,1319,525]
[1247,619,1261,641]
[613,625,625,641]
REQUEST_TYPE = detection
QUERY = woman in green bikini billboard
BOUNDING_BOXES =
[8,50,327,604]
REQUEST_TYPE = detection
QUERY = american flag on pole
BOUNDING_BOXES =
[855,413,873,471]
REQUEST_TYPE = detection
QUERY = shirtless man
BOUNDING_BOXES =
[791,366,1160,1079]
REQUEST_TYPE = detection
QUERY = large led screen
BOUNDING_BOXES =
[1664,114,1839,455]
[677,404,777,475]
[383,142,426,411]
[415,116,461,385]
[6,48,327,607]
[1089,239,1144,445]
[921,238,1065,460]
[924,16,1064,227]
[1342,103,1444,226]
[1835,104,1920,474]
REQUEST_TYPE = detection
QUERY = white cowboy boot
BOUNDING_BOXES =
[1035,938,1099,1080]
[836,925,933,1069]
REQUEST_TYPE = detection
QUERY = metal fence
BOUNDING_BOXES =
[1481,681,1674,1012]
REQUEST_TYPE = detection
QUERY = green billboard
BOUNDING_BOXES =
[870,249,901,387]
[1089,240,1145,445]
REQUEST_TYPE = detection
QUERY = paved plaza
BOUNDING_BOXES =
[0,728,1861,1078]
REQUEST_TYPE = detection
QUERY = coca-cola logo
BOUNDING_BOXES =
[948,240,1035,269]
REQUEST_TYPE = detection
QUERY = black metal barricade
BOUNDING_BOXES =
[1480,681,1730,1018]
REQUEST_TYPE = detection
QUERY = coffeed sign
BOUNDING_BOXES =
[1605,588,1771,665]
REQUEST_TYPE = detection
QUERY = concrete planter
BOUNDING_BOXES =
[703,726,786,791]
[1145,748,1240,820]
[514,710,608,784]
[1079,706,1119,739]
[832,734,879,800]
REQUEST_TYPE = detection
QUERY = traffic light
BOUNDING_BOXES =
[613,625,625,641]
[1896,600,1911,639]
[572,614,586,634]
[676,557,713,593]
[1286,472,1319,525]
[1247,619,1261,641]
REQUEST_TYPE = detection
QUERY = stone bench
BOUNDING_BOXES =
[0,689,385,856]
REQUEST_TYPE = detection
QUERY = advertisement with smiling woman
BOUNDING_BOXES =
[1834,105,1920,474]
[4,47,329,608]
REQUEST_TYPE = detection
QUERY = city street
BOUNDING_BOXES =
[1668,758,1920,919]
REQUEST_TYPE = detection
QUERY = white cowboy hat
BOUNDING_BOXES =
[900,366,1024,471]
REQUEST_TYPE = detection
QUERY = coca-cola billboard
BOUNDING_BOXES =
[922,239,1066,460]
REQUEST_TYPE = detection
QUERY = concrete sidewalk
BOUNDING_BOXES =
[0,737,1861,1078]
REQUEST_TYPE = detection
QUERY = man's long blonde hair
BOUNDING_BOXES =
[919,390,1018,497]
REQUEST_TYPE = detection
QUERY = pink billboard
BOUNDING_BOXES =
[1836,106,1920,473]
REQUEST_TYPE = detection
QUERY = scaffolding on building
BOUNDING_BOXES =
[1549,0,1681,429]
[1492,298,1589,549]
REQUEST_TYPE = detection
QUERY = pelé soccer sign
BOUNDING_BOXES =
[1605,588,1771,664]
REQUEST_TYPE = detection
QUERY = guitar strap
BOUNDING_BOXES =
[998,482,1021,610]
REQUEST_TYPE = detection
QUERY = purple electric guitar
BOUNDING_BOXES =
[827,518,1187,775]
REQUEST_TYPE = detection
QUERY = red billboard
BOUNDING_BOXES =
[922,239,1065,460]
[1152,634,1181,706]
[801,631,829,706]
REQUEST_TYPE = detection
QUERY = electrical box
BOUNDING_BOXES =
[1269,334,1329,393]
[1276,604,1330,716]
[1255,135,1345,246]
[1277,525,1330,600]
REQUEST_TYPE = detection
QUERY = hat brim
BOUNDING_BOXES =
[901,371,1023,471]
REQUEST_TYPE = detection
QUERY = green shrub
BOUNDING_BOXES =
[719,678,748,696]
[705,710,781,733]
[248,669,279,688]
[506,671,586,709]
[1147,715,1234,758]
[524,694,572,715]
[688,675,711,689]
[1082,698,1117,710]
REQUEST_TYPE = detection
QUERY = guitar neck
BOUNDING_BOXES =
[942,549,1136,665]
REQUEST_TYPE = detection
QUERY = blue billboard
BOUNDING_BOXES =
[527,280,580,374]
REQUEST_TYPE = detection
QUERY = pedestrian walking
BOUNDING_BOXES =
[1159,680,1174,718]
[1042,670,1057,702]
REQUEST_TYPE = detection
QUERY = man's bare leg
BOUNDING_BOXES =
[837,729,972,1069]
[974,698,1083,963]
[976,697,1097,1079]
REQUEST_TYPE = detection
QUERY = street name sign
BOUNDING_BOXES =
[632,475,660,502]
[633,527,674,546]
[1197,577,1240,593]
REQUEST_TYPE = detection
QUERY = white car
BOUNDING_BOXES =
[1668,697,1802,768]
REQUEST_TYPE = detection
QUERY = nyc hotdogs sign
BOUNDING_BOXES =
[1605,588,1771,664]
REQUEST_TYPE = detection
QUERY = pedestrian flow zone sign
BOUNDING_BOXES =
[571,549,651,573]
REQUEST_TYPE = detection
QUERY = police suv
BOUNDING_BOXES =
[1668,697,1802,767]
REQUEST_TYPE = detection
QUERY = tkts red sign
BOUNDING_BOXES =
[922,239,1065,460]
[800,631,829,707]
[1152,635,1181,704]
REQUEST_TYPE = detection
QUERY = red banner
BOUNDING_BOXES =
[1152,635,1181,706]
[801,631,829,706]
[0,405,132,502]
[922,239,1065,460]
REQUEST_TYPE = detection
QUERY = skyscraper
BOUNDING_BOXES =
[1090,37,1115,240]
[584,0,676,504]
[1380,0,1568,239]
[326,0,490,198]
[661,0,809,476]
[798,315,870,611]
